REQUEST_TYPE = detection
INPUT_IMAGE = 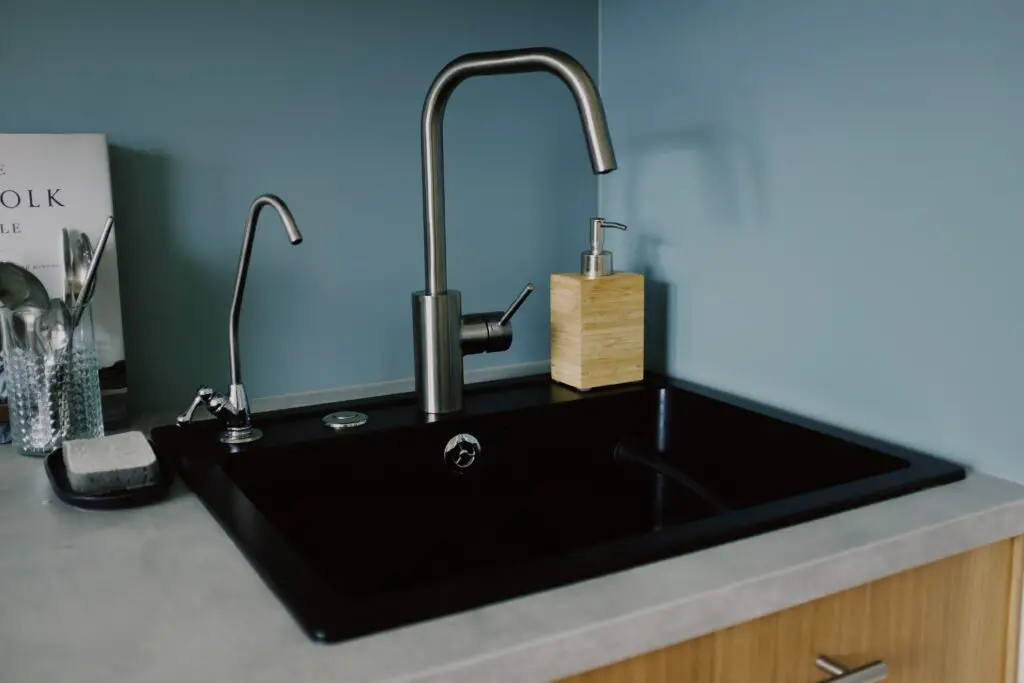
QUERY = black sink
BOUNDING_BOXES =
[151,374,964,643]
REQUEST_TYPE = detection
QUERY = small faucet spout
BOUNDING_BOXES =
[421,47,617,296]
[178,193,302,445]
[228,194,303,389]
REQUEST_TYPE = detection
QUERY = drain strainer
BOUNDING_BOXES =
[322,411,369,430]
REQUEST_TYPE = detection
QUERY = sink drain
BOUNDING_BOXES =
[444,434,480,471]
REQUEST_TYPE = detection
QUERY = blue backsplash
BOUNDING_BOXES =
[7,0,1021,481]
[1,0,598,413]
[599,0,1024,478]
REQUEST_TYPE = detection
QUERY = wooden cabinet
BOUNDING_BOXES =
[560,537,1023,683]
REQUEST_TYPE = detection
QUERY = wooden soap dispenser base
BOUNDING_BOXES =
[550,217,644,391]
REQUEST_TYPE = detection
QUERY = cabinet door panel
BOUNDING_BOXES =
[560,537,1022,683]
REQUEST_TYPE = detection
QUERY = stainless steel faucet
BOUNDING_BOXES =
[413,47,618,414]
[177,194,303,444]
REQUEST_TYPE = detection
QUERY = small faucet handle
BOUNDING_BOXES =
[177,386,216,426]
[498,282,535,326]
[461,282,535,357]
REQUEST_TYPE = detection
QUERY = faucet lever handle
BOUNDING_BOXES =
[177,386,216,426]
[498,282,535,326]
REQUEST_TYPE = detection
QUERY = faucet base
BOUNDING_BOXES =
[219,426,263,445]
[412,290,464,414]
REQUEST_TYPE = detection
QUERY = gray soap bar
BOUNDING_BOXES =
[63,431,159,495]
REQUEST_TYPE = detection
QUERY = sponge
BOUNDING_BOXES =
[63,431,160,495]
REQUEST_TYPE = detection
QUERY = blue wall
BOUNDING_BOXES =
[1,0,598,412]
[9,0,1019,477]
[599,0,1024,477]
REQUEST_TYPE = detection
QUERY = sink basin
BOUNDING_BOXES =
[151,374,964,643]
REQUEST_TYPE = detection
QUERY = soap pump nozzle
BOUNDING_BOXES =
[582,217,627,278]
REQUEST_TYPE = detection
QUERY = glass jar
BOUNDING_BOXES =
[66,303,104,441]
[0,301,104,456]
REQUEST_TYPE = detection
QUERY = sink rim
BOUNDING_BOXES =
[150,373,966,643]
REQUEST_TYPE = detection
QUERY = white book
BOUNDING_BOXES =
[0,133,128,426]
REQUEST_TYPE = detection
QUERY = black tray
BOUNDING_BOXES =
[44,442,174,510]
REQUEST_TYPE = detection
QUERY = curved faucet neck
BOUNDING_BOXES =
[419,47,618,296]
[228,193,303,388]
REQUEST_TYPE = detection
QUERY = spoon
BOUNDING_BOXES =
[6,304,47,355]
[63,216,114,329]
[0,262,51,311]
[61,228,80,309]
[62,227,93,309]
[36,299,72,357]
[72,216,114,323]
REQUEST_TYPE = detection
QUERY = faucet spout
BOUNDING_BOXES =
[228,193,303,389]
[421,47,617,296]
[413,47,617,415]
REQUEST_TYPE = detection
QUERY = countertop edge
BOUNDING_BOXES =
[386,475,1024,683]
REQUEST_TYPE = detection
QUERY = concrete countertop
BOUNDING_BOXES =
[3,443,1024,683]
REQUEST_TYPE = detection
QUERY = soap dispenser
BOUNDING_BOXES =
[550,217,644,390]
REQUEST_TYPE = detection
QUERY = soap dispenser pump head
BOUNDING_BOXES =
[582,217,627,278]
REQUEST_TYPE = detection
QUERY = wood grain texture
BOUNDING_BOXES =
[550,272,644,391]
[1004,536,1023,683]
[559,539,1020,683]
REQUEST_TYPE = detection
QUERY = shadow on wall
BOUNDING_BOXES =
[610,122,771,376]
[108,146,227,417]
[622,124,770,237]
[629,233,672,374]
